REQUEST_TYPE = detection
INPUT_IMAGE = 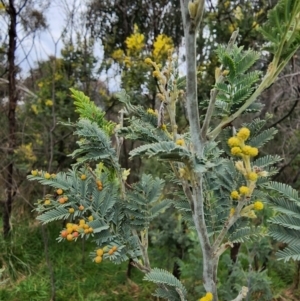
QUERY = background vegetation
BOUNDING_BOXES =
[1,0,300,300]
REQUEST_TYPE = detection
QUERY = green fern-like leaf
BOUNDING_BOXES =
[266,181,300,202]
[144,268,187,300]
[70,88,115,135]
[248,127,278,148]
[253,155,282,168]
[259,0,300,58]
[269,225,300,246]
[37,207,70,224]
[129,141,192,162]
[276,245,300,262]
[235,50,260,74]
[228,227,259,243]
[70,119,120,170]
[214,45,261,117]
[269,215,300,231]
[268,197,300,217]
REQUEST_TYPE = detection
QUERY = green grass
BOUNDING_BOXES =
[0,215,299,301]
[0,219,154,301]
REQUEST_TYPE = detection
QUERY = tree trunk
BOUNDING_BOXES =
[3,0,18,238]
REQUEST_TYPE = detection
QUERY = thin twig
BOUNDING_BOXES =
[212,197,248,253]
[0,78,37,98]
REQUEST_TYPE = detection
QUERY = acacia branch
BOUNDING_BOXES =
[180,0,203,155]
[230,287,249,301]
[212,198,248,253]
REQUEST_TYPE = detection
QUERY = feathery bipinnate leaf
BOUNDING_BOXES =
[228,227,261,243]
[269,225,300,246]
[125,174,170,230]
[119,117,170,143]
[70,88,115,135]
[258,0,300,59]
[69,119,120,170]
[266,181,300,203]
[130,141,192,162]
[265,179,300,261]
[37,207,70,224]
[213,45,261,117]
[144,268,187,300]
[276,245,300,262]
[248,127,278,148]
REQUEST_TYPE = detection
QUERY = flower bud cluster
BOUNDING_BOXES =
[228,127,267,218]
[228,128,258,158]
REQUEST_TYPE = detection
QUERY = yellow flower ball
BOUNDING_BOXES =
[176,139,185,146]
[206,292,213,301]
[44,199,51,205]
[248,147,259,157]
[231,146,242,156]
[31,169,38,176]
[237,127,250,141]
[241,145,252,155]
[161,124,167,130]
[228,136,241,147]
[247,172,258,181]
[198,292,213,301]
[152,70,160,78]
[94,256,102,264]
[254,201,264,210]
[144,57,152,64]
[44,172,51,179]
[239,186,250,195]
[231,190,239,199]
[147,108,157,116]
[230,208,235,217]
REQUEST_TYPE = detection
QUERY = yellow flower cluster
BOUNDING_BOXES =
[241,145,258,156]
[147,108,158,116]
[228,128,258,158]
[233,6,244,20]
[111,49,125,61]
[153,34,173,61]
[45,99,53,107]
[228,127,264,201]
[199,292,213,301]
[125,24,145,55]
[231,185,253,200]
